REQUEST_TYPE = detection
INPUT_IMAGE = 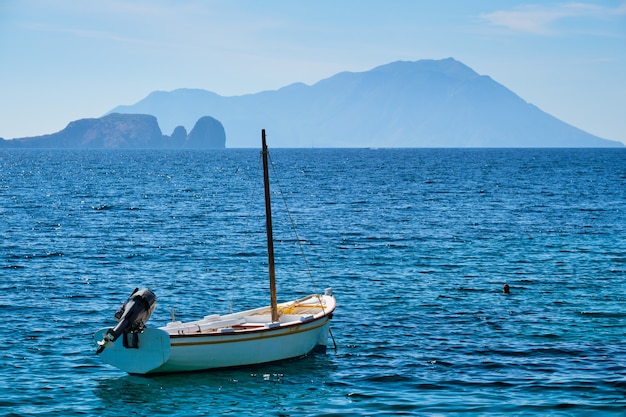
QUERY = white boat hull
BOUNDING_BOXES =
[95,292,335,374]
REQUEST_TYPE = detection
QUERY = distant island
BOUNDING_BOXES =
[109,58,623,148]
[0,113,225,149]
[1,58,623,148]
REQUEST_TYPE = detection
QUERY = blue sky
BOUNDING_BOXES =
[1,0,625,143]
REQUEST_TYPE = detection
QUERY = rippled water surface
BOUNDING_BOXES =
[1,148,625,416]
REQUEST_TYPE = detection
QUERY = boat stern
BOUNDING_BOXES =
[94,327,171,374]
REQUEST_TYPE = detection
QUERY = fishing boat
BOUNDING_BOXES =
[94,130,336,375]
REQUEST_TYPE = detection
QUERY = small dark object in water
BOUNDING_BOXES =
[503,283,510,294]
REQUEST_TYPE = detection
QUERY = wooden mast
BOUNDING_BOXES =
[262,129,279,322]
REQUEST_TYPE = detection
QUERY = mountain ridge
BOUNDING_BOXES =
[109,58,621,148]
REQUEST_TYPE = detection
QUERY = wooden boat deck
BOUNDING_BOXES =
[161,294,331,336]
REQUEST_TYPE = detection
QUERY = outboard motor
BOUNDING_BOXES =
[96,288,157,354]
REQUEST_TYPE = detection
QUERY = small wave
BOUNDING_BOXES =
[579,311,626,318]
[363,374,414,383]
[428,360,455,367]
[233,252,259,257]
[477,346,582,357]
[531,333,561,339]
[346,392,374,399]
[578,207,606,212]
[14,252,65,259]
[412,383,446,390]
[455,287,483,292]
[92,204,112,211]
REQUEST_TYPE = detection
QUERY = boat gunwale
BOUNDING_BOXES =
[168,314,333,348]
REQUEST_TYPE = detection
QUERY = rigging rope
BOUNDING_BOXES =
[266,150,320,296]
[263,143,336,350]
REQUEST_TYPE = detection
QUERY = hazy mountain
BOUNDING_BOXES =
[110,58,622,148]
[0,113,225,149]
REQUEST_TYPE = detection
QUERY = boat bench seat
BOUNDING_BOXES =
[163,317,247,334]
[280,314,315,323]
[243,315,273,324]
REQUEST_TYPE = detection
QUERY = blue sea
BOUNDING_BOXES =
[1,147,625,416]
